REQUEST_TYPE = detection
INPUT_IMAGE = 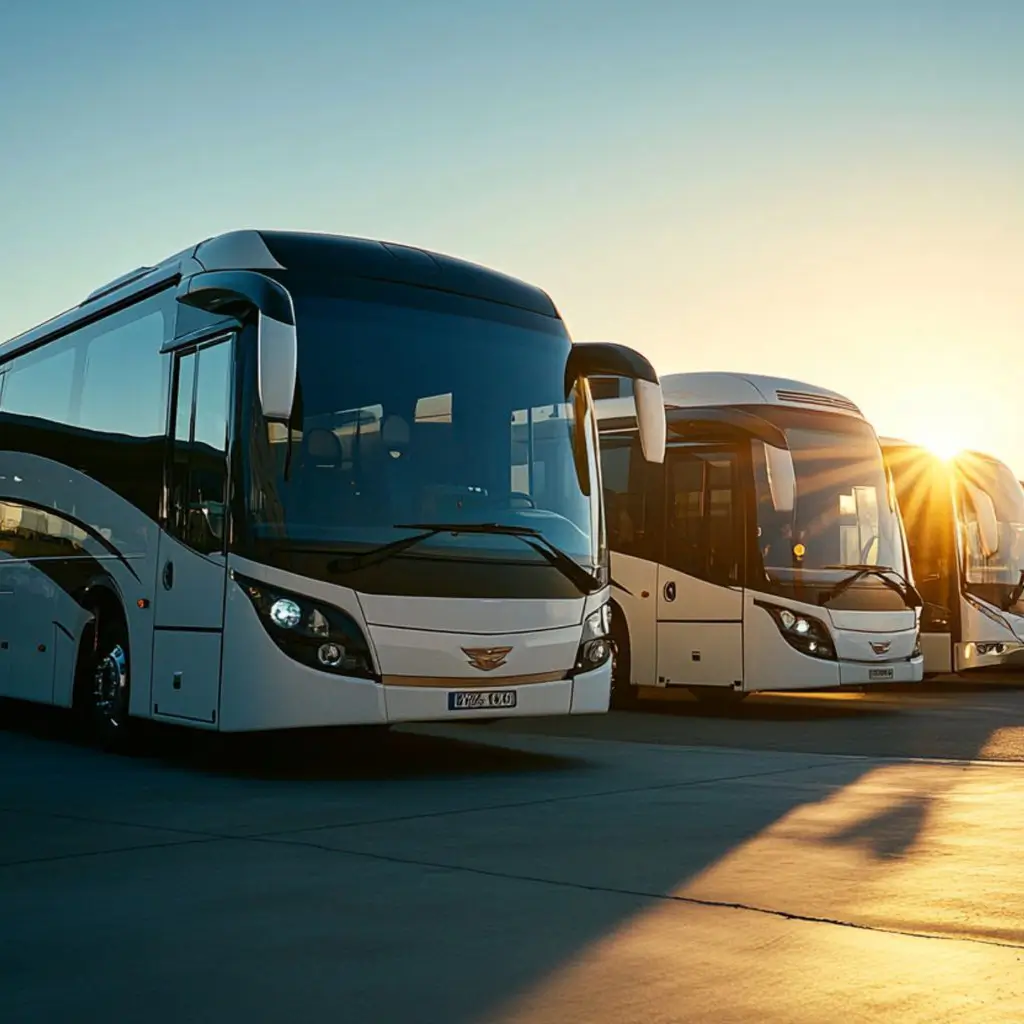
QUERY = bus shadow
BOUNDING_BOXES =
[921,672,1024,693]
[0,699,584,781]
[176,726,586,781]
[645,692,899,722]
[3,695,1019,1022]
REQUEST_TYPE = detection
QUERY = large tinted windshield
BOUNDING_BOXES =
[751,410,907,585]
[240,287,600,587]
[955,453,1024,602]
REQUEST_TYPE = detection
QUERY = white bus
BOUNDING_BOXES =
[0,230,666,747]
[594,371,924,707]
[881,440,1024,676]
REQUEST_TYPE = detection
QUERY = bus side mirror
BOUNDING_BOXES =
[567,342,666,463]
[176,270,297,423]
[764,443,796,512]
[965,484,1000,557]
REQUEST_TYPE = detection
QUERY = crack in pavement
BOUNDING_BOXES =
[255,832,1024,953]
[0,835,222,869]
[4,754,1021,954]
[0,756,850,862]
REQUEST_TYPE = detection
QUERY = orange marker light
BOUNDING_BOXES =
[793,543,806,559]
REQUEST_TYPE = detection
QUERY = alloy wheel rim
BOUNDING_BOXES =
[93,643,127,726]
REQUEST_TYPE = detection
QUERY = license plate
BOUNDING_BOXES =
[869,668,895,681]
[447,690,518,711]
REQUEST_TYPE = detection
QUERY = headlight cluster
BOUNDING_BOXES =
[976,642,1008,656]
[756,600,836,660]
[574,602,613,673]
[236,573,378,679]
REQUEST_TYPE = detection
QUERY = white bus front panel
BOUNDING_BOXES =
[743,593,841,691]
[218,555,605,731]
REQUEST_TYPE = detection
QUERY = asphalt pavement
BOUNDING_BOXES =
[2,685,1024,1023]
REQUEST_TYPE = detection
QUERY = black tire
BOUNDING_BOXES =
[609,606,637,710]
[75,601,135,752]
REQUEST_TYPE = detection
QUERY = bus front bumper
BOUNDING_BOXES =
[839,656,924,687]
[382,662,611,723]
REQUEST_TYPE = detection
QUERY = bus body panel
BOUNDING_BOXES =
[150,533,227,726]
[953,599,1024,672]
[920,632,954,674]
[656,567,741,622]
[743,594,841,690]
[608,552,658,688]
[220,583,387,731]
[0,453,160,716]
[358,593,586,633]
[218,554,605,731]
[370,622,583,681]
[383,679,573,723]
[657,621,742,687]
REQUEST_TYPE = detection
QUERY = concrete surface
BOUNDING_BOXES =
[2,690,1024,1023]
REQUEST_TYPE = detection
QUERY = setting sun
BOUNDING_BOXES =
[920,432,965,462]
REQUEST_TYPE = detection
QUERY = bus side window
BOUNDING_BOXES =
[169,340,232,554]
[665,448,741,587]
[600,436,645,557]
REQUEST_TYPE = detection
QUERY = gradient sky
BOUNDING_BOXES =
[3,1,1023,471]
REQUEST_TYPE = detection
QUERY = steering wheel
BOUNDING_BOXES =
[509,491,537,509]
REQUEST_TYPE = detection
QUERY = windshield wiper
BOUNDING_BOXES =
[1004,570,1024,611]
[819,565,922,610]
[328,522,604,596]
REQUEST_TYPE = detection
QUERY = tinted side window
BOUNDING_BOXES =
[0,343,77,424]
[78,311,167,437]
[168,340,232,555]
[0,293,172,518]
[600,436,647,558]
[665,449,741,586]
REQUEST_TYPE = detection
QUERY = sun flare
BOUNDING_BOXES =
[915,425,965,462]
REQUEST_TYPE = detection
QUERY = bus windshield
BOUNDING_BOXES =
[751,411,907,588]
[240,291,600,580]
[955,453,1024,609]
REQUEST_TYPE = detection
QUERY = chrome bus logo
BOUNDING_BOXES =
[462,646,513,671]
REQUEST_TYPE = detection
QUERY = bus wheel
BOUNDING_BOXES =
[76,604,134,751]
[689,686,746,711]
[609,607,637,710]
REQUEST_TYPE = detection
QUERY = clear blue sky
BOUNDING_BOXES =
[3,1,1023,470]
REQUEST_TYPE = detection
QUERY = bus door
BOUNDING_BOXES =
[657,443,744,689]
[150,337,233,725]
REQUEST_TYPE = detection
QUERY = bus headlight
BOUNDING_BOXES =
[236,573,378,680]
[574,603,613,673]
[756,600,836,660]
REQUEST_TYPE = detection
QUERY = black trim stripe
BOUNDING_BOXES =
[52,620,75,640]
[0,495,141,582]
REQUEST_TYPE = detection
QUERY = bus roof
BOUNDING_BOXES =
[594,369,863,426]
[2,229,558,361]
[659,372,863,417]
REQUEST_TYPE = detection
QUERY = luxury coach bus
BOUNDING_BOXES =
[594,371,923,707]
[0,230,665,746]
[881,440,1024,676]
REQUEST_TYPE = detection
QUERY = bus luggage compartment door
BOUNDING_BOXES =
[150,537,225,726]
